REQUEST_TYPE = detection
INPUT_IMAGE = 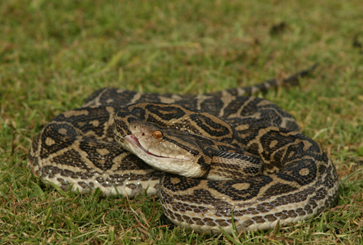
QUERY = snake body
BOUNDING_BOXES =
[28,68,339,233]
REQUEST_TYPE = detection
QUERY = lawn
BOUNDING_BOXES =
[1,0,362,244]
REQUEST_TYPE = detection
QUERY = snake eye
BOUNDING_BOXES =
[153,130,163,139]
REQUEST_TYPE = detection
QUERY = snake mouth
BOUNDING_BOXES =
[126,134,193,161]
[126,135,169,159]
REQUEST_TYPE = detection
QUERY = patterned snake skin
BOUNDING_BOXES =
[28,66,339,233]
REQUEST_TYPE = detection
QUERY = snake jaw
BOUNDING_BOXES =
[125,134,193,161]
[127,135,168,159]
[122,134,207,178]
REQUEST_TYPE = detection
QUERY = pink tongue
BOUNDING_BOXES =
[128,135,141,147]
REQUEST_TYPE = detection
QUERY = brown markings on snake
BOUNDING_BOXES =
[57,107,115,138]
[63,110,89,118]
[287,210,299,218]
[60,169,78,179]
[83,88,138,106]
[309,200,318,209]
[170,177,181,185]
[112,153,153,171]
[114,117,131,139]
[269,140,278,148]
[165,185,233,214]
[265,214,278,222]
[302,140,313,152]
[133,93,163,104]
[58,128,68,135]
[310,188,328,202]
[190,113,231,137]
[52,149,91,169]
[322,165,338,189]
[162,174,202,192]
[299,168,310,176]
[318,161,327,175]
[90,120,100,127]
[167,205,233,227]
[79,140,124,170]
[257,187,316,210]
[208,176,273,201]
[242,219,254,228]
[295,208,307,216]
[232,182,250,191]
[173,122,201,135]
[222,96,252,118]
[273,211,289,220]
[40,123,78,159]
[174,99,199,112]
[145,114,168,128]
[145,104,186,121]
[77,122,86,127]
[57,178,68,185]
[126,183,142,190]
[199,97,224,114]
[172,203,209,215]
[243,166,262,175]
[96,148,110,156]
[304,204,314,214]
[276,158,317,186]
[130,106,146,120]
[78,181,88,188]
[263,183,299,198]
[203,218,217,227]
[251,216,266,224]
[196,156,211,171]
[45,137,55,146]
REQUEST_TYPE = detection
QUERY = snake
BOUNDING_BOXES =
[28,66,339,234]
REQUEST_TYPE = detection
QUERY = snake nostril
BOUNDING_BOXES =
[142,132,145,136]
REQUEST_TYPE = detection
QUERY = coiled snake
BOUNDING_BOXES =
[28,67,339,234]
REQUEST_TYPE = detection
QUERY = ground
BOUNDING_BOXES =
[1,0,362,244]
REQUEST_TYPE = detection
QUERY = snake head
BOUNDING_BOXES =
[115,119,213,178]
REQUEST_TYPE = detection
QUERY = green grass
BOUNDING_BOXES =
[1,0,363,244]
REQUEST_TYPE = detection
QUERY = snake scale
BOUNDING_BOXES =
[28,66,339,234]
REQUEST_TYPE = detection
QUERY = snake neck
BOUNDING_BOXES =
[200,148,263,180]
